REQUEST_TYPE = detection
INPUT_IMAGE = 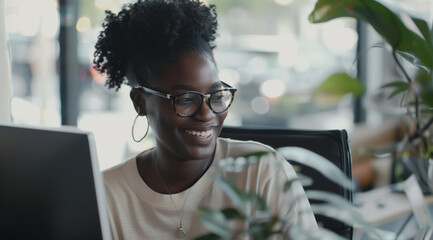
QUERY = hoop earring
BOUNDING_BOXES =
[132,114,149,142]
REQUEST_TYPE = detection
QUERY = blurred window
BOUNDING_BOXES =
[5,0,60,126]
[211,0,358,131]
[7,0,431,169]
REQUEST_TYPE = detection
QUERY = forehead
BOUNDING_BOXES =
[153,52,219,91]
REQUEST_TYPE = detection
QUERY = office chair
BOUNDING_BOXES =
[219,127,353,239]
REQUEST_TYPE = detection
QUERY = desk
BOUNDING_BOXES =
[353,184,433,240]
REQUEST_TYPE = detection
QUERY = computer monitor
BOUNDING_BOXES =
[0,123,111,240]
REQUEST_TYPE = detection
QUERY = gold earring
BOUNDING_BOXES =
[131,114,149,142]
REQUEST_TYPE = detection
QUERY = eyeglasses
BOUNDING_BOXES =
[139,81,237,117]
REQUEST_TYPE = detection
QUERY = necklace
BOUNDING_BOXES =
[155,158,210,238]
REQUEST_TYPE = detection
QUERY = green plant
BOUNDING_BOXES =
[193,149,385,240]
[309,0,433,187]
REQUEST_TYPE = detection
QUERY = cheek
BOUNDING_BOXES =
[145,96,172,116]
[146,100,177,129]
[216,112,228,132]
[219,112,228,122]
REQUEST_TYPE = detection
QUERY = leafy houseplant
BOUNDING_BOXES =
[193,149,385,240]
[309,0,433,191]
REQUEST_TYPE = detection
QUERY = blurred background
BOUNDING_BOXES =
[3,0,432,174]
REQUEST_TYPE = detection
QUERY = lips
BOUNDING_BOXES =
[185,129,213,138]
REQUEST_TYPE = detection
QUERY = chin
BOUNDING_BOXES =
[186,143,217,160]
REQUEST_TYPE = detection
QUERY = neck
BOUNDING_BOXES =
[152,148,213,194]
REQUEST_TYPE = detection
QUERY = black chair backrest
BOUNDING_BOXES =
[219,127,353,239]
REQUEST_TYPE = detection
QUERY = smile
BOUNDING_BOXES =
[185,129,213,138]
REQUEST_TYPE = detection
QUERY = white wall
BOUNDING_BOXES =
[0,0,12,123]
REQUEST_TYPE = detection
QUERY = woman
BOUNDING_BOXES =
[93,0,317,239]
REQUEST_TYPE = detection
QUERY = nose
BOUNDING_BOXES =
[194,98,215,121]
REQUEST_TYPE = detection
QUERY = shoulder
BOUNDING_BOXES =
[217,137,277,157]
[102,156,136,185]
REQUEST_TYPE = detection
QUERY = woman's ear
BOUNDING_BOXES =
[130,88,147,116]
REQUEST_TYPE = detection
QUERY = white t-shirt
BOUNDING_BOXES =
[103,138,318,240]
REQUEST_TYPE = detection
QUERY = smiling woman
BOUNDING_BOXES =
[93,0,317,239]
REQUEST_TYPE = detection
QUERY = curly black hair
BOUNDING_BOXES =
[93,0,218,90]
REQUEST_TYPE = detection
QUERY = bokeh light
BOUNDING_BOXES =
[275,0,294,6]
[76,16,91,32]
[95,0,114,10]
[260,79,286,99]
[251,96,270,115]
[219,68,240,86]
[247,57,268,75]
[322,22,358,52]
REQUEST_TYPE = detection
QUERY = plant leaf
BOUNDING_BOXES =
[214,176,247,211]
[309,0,433,72]
[314,72,364,98]
[289,225,346,240]
[394,161,406,182]
[310,204,391,240]
[245,191,268,211]
[309,0,401,47]
[381,81,409,89]
[307,190,388,240]
[191,233,223,240]
[380,81,409,99]
[277,147,352,189]
[221,207,244,220]
[388,88,407,100]
[411,17,433,47]
[421,108,433,114]
[195,207,230,239]
[415,70,433,108]
[307,191,366,225]
[396,50,432,73]
[424,146,433,159]
[284,173,313,190]
[247,219,279,240]
[420,83,433,108]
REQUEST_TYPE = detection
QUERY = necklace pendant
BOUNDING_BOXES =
[178,227,185,238]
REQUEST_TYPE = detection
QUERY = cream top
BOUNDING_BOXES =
[103,138,317,240]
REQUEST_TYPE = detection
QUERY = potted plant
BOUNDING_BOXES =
[309,0,433,192]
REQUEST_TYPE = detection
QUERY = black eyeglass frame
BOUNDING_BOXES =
[138,81,237,117]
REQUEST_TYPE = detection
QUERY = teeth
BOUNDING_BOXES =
[185,129,213,138]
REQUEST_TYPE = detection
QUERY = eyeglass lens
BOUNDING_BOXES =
[174,90,233,116]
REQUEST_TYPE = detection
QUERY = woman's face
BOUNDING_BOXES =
[144,51,228,161]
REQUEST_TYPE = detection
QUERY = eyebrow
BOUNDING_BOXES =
[169,81,223,92]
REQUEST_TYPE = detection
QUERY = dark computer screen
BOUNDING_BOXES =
[0,124,110,240]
